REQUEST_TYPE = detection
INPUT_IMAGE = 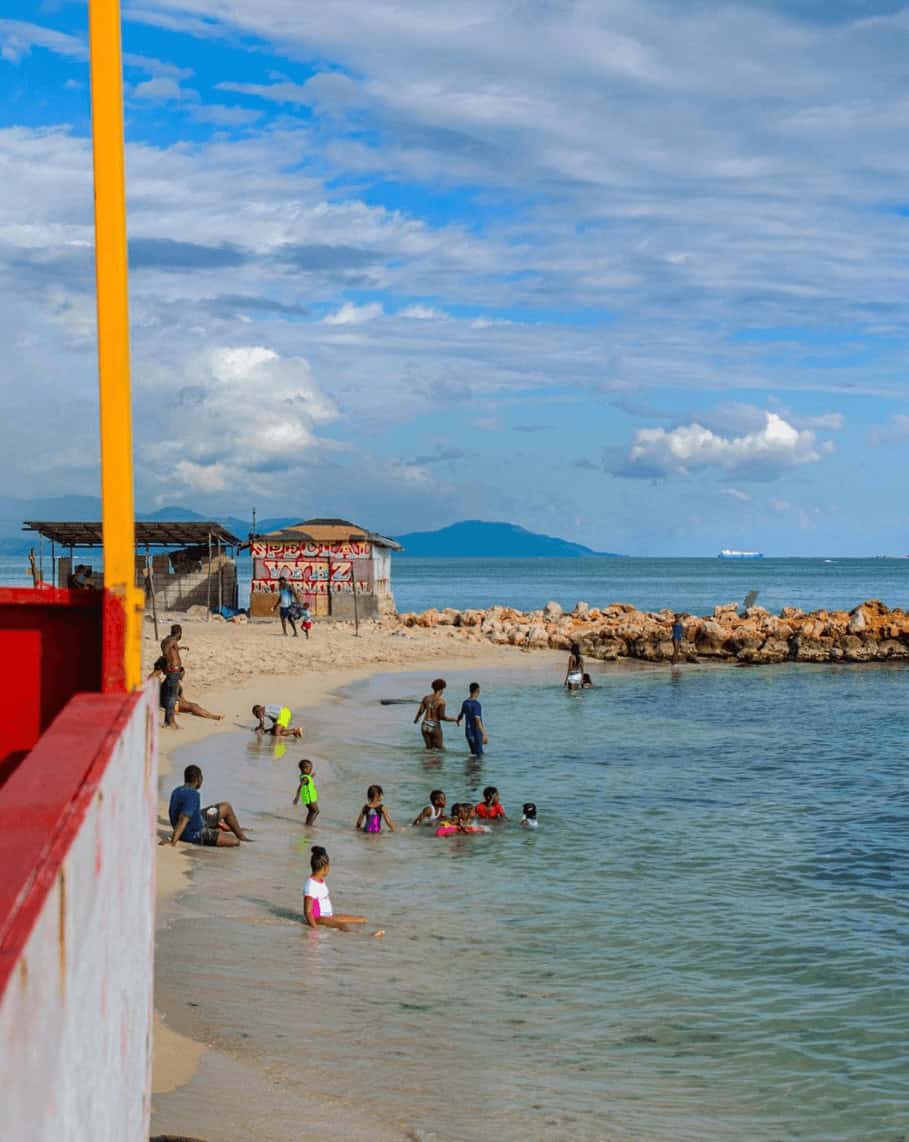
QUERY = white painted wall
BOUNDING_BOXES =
[0,687,157,1142]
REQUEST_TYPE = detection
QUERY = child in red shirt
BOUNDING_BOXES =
[475,785,507,820]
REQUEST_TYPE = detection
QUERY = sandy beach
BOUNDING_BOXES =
[149,612,553,1140]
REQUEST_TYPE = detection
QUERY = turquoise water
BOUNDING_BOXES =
[7,554,909,616]
[390,557,909,616]
[159,659,909,1141]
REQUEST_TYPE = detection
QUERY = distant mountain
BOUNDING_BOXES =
[0,496,338,554]
[394,520,621,558]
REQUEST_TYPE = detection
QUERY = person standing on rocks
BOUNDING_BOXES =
[671,614,684,663]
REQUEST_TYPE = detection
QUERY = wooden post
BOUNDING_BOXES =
[145,544,159,643]
[206,529,213,618]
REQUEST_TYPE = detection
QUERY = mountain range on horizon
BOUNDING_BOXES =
[0,496,616,558]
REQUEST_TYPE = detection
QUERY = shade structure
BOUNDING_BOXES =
[23,521,243,548]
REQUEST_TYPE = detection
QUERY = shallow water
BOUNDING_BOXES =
[157,660,909,1141]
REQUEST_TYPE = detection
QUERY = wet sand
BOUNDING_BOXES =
[149,620,555,1140]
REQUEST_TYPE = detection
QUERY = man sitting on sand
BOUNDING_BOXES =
[166,764,248,847]
[253,703,304,737]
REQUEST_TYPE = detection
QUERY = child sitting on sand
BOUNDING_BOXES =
[303,846,383,936]
[412,789,446,826]
[475,786,507,820]
[292,759,319,825]
[356,784,397,834]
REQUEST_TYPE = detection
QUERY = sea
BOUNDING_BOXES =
[9,552,908,1139]
[156,662,909,1141]
[6,553,909,615]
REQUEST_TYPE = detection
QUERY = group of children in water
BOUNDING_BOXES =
[296,778,537,934]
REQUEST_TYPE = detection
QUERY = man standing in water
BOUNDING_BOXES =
[456,682,488,757]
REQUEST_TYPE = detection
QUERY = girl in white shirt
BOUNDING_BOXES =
[303,846,384,936]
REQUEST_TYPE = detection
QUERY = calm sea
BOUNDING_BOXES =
[6,554,909,615]
[157,659,909,1141]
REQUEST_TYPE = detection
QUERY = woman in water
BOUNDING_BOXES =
[303,846,383,935]
[414,678,457,749]
[564,642,584,691]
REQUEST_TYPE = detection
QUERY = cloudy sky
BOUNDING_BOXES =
[3,0,909,554]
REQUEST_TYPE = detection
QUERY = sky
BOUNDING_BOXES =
[2,1,909,555]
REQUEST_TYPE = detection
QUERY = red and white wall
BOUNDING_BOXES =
[0,681,157,1141]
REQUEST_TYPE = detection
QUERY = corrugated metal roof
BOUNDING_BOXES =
[23,521,242,548]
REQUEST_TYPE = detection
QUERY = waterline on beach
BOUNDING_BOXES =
[154,660,909,1141]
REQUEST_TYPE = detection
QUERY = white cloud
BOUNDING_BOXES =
[399,304,447,320]
[323,301,383,325]
[133,76,196,102]
[870,413,909,445]
[721,488,751,502]
[174,459,229,492]
[619,412,831,480]
[0,20,85,64]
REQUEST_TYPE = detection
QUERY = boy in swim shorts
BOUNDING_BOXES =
[292,758,319,825]
[252,703,303,738]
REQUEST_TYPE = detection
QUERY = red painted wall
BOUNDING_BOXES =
[0,589,102,788]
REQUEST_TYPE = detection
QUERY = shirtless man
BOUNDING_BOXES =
[161,624,184,729]
[413,678,457,750]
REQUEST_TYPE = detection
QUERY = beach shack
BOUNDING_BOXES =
[249,518,402,620]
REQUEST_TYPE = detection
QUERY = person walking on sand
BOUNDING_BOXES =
[414,678,457,749]
[456,682,488,757]
[565,642,584,691]
[161,624,185,728]
[166,764,249,847]
[303,846,384,935]
[273,575,299,637]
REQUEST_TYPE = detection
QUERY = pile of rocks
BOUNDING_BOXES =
[396,598,909,665]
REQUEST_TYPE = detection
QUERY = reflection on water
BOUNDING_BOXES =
[157,661,909,1142]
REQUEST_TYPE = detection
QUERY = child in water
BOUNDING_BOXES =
[412,789,446,826]
[475,786,507,820]
[520,802,538,829]
[292,759,319,825]
[356,784,397,833]
[303,846,383,936]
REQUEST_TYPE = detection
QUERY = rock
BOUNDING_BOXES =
[231,613,248,624]
[574,601,590,617]
[184,604,209,620]
[696,620,733,656]
[543,600,563,620]
[848,608,867,634]
[713,602,739,617]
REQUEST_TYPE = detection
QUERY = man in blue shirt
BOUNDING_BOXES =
[456,682,488,757]
[167,765,248,847]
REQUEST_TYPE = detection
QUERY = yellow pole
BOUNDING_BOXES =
[88,0,143,690]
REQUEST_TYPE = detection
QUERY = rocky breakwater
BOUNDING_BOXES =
[396,598,909,665]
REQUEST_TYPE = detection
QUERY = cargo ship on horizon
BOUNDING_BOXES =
[718,548,764,559]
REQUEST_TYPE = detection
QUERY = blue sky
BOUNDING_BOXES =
[2,1,909,554]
